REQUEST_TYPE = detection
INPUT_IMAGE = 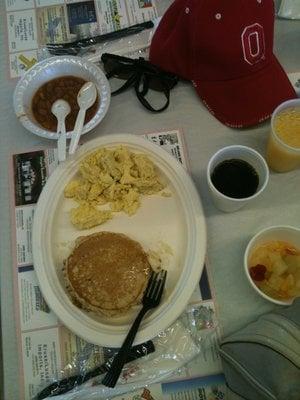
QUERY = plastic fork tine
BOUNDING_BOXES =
[145,271,156,296]
[143,272,161,301]
[154,271,167,300]
[102,269,167,388]
[151,271,164,300]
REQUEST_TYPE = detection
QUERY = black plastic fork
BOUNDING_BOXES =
[102,270,167,388]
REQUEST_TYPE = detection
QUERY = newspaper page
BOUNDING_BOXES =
[10,130,224,400]
[5,0,159,79]
[112,374,226,400]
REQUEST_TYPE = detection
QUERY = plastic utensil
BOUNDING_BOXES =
[69,82,97,155]
[51,99,71,162]
[36,341,155,399]
[46,21,154,55]
[102,270,167,388]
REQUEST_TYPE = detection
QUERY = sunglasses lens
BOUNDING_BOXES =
[148,75,177,92]
[103,57,133,80]
[133,74,169,112]
[150,77,167,92]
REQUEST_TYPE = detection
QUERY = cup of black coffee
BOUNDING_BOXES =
[207,145,269,212]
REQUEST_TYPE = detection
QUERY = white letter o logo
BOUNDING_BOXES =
[242,23,265,65]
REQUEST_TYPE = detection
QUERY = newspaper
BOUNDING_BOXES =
[10,130,224,400]
[5,0,159,78]
[112,374,226,400]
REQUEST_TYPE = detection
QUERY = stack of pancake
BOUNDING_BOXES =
[64,232,151,316]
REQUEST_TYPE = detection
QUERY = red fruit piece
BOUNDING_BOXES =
[249,264,267,281]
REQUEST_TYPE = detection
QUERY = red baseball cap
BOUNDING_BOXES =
[149,0,297,127]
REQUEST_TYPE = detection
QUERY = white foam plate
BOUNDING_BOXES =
[32,134,206,347]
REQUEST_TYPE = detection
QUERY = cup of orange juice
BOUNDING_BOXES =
[266,99,300,172]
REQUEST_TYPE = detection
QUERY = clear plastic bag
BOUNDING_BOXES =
[34,302,219,400]
[38,18,161,63]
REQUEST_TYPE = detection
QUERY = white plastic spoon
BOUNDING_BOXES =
[69,81,97,155]
[51,99,71,162]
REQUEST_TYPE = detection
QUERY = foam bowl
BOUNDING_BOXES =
[32,134,207,347]
[244,225,300,306]
[13,56,111,140]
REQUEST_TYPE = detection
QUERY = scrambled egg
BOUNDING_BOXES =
[64,146,166,229]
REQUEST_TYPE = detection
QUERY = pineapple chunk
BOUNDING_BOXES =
[270,254,288,276]
[280,274,295,293]
[267,275,285,292]
[284,254,300,274]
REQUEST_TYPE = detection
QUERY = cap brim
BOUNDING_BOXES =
[194,56,297,128]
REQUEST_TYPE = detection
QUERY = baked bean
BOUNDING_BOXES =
[32,76,99,132]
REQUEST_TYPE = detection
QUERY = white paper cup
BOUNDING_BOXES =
[244,225,300,305]
[207,145,269,213]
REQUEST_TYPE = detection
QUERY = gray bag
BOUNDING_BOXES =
[219,299,300,400]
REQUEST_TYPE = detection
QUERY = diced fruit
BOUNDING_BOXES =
[284,255,300,272]
[285,247,298,255]
[251,248,271,271]
[267,274,285,292]
[280,274,294,292]
[249,240,300,300]
[249,264,267,281]
[272,257,288,276]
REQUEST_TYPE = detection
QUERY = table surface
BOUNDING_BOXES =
[1,2,300,399]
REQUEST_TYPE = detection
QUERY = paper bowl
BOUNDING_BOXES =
[244,226,300,305]
[13,56,111,140]
[32,134,207,347]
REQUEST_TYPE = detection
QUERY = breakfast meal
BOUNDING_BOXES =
[64,145,167,229]
[63,231,151,316]
[4,3,300,398]
[249,240,300,300]
[31,76,99,132]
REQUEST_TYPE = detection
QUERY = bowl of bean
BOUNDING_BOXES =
[13,56,111,140]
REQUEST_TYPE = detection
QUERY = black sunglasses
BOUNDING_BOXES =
[101,53,179,112]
